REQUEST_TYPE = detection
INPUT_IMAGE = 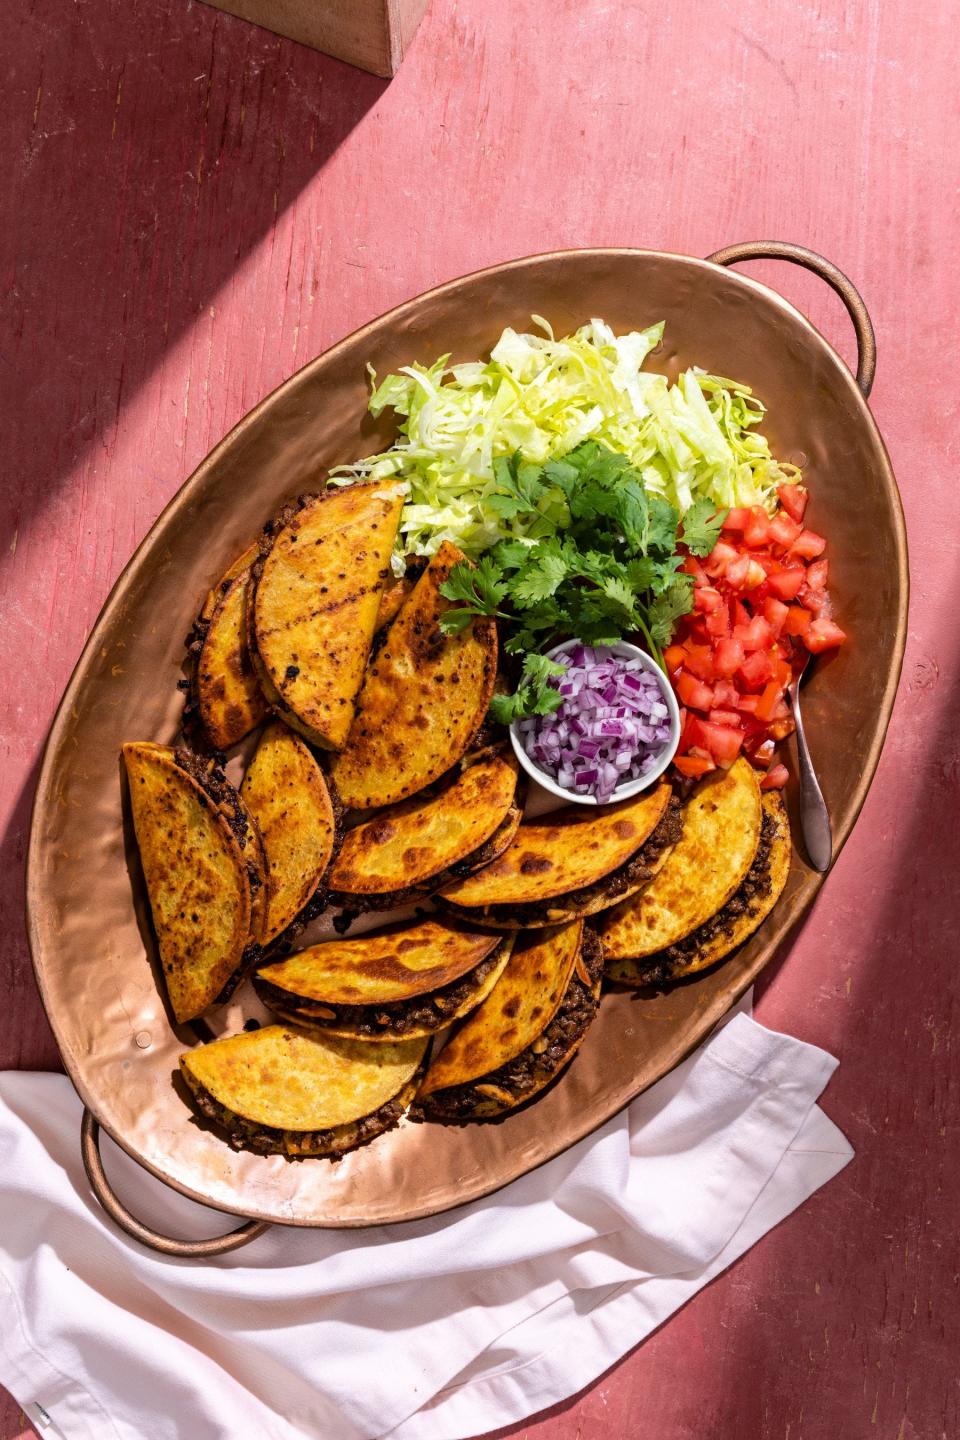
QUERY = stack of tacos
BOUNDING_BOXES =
[254,919,515,1041]
[600,758,791,986]
[414,919,603,1121]
[437,781,682,928]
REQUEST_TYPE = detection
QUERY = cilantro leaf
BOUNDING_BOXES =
[438,556,508,632]
[488,654,565,724]
[508,549,570,605]
[647,577,694,646]
[682,498,728,556]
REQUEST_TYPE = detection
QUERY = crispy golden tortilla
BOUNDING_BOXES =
[194,546,266,749]
[374,574,414,631]
[122,743,252,1023]
[261,934,515,1043]
[251,483,405,751]
[256,919,506,1005]
[599,758,762,962]
[439,782,672,908]
[329,542,498,809]
[329,753,519,899]
[180,1025,426,1133]
[419,921,584,1097]
[607,791,791,985]
[240,721,338,944]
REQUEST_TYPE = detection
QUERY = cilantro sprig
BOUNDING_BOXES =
[438,441,725,720]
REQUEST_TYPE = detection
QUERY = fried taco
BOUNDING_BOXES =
[254,919,515,1041]
[436,780,681,929]
[599,757,763,968]
[607,791,791,986]
[329,542,498,810]
[189,545,267,749]
[328,752,521,911]
[414,919,603,1121]
[251,482,405,751]
[240,721,341,945]
[122,743,267,1022]
[180,1024,427,1158]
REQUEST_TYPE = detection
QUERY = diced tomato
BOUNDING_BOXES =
[789,528,827,560]
[696,720,745,766]
[732,615,774,652]
[704,607,731,638]
[749,738,777,768]
[804,618,847,653]
[783,606,812,637]
[713,637,745,677]
[663,644,687,673]
[683,644,715,681]
[712,679,741,707]
[735,693,761,714]
[680,553,710,585]
[709,708,742,727]
[799,584,829,614]
[760,763,790,790]
[743,508,771,547]
[721,507,752,532]
[693,585,724,614]
[767,718,796,741]
[704,540,739,578]
[725,555,751,589]
[732,598,752,628]
[674,754,716,778]
[754,679,784,722]
[738,649,775,689]
[763,597,790,638]
[768,513,802,550]
[777,484,808,523]
[744,560,767,591]
[675,670,715,710]
[805,558,829,590]
[766,567,806,601]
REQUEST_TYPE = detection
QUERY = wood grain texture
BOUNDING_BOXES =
[1,0,956,1436]
[199,0,431,76]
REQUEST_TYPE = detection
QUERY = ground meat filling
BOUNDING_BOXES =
[254,942,508,1038]
[415,928,604,1121]
[328,804,521,913]
[629,810,777,987]
[184,1070,421,1160]
[439,794,683,928]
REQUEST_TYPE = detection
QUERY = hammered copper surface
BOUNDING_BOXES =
[27,249,907,1228]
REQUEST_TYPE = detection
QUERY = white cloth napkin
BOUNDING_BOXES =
[0,1001,852,1440]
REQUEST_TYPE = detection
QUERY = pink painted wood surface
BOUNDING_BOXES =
[1,0,956,1435]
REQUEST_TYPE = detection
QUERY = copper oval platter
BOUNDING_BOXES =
[26,248,907,1232]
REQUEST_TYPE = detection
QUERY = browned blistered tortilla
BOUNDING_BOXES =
[419,920,584,1097]
[194,546,266,749]
[180,1025,427,1158]
[599,757,762,963]
[240,721,338,944]
[251,482,405,751]
[329,753,518,900]
[607,789,790,985]
[123,742,252,1023]
[329,542,498,810]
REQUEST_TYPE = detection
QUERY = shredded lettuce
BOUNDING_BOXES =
[329,318,799,558]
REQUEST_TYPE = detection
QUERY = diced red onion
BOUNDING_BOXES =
[515,644,674,802]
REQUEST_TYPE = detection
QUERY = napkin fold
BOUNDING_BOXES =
[0,1004,852,1440]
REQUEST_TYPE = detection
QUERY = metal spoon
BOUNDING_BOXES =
[787,656,832,872]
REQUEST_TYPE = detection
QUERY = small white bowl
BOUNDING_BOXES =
[509,639,681,807]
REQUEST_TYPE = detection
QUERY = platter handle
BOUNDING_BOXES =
[81,1108,269,1258]
[706,242,876,399]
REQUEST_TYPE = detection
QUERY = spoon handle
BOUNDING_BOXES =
[789,686,833,872]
